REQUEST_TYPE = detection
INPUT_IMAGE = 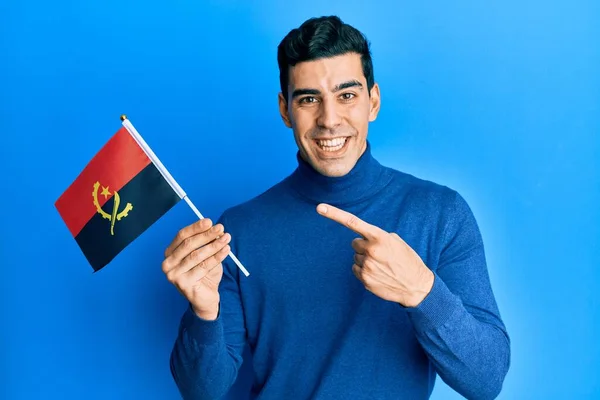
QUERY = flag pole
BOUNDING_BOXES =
[119,114,250,277]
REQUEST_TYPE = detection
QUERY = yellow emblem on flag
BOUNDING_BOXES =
[92,181,133,235]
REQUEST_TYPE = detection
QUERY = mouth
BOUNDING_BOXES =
[314,137,350,154]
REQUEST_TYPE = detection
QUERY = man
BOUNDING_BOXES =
[163,15,510,400]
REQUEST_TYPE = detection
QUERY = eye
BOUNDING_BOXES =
[340,93,356,101]
[299,96,318,104]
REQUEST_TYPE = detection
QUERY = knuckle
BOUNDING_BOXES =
[220,245,230,258]
[190,248,203,263]
[200,218,213,231]
[361,273,372,287]
[207,254,219,268]
[346,215,359,228]
[202,225,218,238]
[354,263,363,274]
[213,224,225,236]
[165,269,176,283]
[200,253,219,271]
[161,259,170,273]
[203,225,218,238]
[215,247,229,264]
[183,251,195,265]
[176,228,187,242]
[196,257,209,270]
[182,237,195,252]
[213,233,229,249]
[212,238,224,250]
[365,245,380,259]
[361,256,369,268]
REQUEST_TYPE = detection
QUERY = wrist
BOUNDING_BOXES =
[405,268,434,308]
[192,302,220,321]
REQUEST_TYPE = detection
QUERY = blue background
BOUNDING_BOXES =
[1,1,598,399]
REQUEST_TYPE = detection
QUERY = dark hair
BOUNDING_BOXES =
[277,15,374,102]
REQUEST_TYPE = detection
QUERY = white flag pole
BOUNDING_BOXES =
[120,114,250,277]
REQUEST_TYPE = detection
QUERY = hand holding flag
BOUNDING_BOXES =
[55,115,249,278]
[162,217,231,320]
[316,203,433,307]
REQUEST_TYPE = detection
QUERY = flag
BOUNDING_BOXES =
[55,121,182,272]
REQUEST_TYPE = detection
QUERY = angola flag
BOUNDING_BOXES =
[55,122,182,272]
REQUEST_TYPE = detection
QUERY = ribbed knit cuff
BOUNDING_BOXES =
[181,303,223,346]
[404,273,461,332]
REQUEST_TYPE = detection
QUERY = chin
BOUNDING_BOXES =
[310,158,357,177]
[319,164,353,177]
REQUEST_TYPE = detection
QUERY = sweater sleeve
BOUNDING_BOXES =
[404,191,511,400]
[169,214,248,400]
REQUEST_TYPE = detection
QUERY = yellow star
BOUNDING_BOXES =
[101,185,111,199]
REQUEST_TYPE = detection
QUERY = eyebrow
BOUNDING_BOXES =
[291,79,363,99]
[333,80,363,92]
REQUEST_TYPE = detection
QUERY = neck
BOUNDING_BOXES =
[288,141,391,206]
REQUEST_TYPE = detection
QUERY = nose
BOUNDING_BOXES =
[316,98,342,130]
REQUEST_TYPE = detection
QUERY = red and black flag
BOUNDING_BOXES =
[55,117,183,272]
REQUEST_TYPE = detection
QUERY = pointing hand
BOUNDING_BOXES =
[317,203,434,308]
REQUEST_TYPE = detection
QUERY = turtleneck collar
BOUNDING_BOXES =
[288,141,393,207]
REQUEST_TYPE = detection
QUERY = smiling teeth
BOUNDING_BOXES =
[317,137,347,152]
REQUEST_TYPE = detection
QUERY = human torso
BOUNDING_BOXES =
[228,169,448,399]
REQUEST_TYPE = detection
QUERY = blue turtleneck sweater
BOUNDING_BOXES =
[170,143,510,400]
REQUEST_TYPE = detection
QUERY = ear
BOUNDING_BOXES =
[278,92,292,128]
[368,83,381,122]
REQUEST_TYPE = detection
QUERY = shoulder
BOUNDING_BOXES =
[386,166,466,210]
[381,165,479,235]
[384,167,483,253]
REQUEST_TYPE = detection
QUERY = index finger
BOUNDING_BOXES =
[316,203,383,240]
[165,218,214,257]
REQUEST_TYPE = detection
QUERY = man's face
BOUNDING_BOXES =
[279,52,381,177]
